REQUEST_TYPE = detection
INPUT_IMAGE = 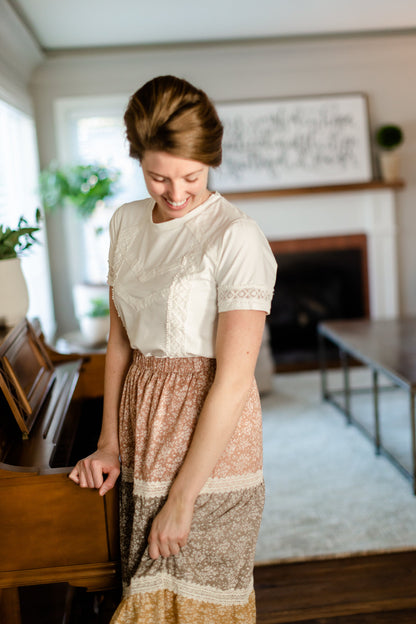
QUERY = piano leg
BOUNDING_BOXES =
[0,587,22,624]
[62,585,76,624]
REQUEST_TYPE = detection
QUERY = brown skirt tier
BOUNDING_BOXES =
[110,351,265,624]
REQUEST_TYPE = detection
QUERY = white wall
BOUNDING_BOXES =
[30,33,416,332]
[0,0,43,113]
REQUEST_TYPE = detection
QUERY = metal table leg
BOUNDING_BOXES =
[340,348,351,424]
[410,391,416,495]
[318,332,328,401]
[373,369,381,454]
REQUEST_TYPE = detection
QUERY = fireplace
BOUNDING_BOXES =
[232,186,400,369]
[267,234,369,370]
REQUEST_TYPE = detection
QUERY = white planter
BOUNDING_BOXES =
[73,282,109,318]
[79,315,110,346]
[379,150,401,183]
[0,258,29,327]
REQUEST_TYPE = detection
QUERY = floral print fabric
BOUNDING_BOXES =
[110,352,265,623]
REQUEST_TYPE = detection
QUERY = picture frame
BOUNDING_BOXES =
[210,93,373,193]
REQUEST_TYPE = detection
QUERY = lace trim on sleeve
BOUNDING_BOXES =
[217,284,274,313]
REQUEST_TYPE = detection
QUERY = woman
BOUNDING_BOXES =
[69,75,277,624]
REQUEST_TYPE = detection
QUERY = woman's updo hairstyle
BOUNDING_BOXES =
[124,75,223,167]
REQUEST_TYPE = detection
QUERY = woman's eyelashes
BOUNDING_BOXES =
[150,175,199,184]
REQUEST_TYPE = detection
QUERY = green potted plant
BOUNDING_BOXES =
[375,124,404,183]
[0,214,40,327]
[39,163,120,218]
[78,296,110,346]
[39,163,120,336]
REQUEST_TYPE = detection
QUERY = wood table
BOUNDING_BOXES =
[318,318,416,493]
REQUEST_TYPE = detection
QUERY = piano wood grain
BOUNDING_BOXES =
[0,319,120,624]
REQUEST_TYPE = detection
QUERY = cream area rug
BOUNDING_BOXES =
[255,367,416,564]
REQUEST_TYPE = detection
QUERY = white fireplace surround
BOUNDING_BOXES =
[235,188,399,319]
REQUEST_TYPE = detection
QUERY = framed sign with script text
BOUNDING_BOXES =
[210,93,373,193]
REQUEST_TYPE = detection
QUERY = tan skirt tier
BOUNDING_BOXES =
[110,351,265,624]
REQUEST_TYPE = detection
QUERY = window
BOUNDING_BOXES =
[55,96,148,284]
[0,99,54,337]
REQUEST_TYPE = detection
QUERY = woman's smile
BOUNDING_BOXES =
[163,196,190,209]
[141,151,210,223]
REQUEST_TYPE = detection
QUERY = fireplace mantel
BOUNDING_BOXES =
[223,179,404,202]
[232,181,404,320]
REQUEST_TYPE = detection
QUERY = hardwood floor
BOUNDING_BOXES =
[254,551,416,623]
[282,612,416,624]
[16,550,416,623]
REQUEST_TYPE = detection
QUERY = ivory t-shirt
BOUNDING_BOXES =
[107,192,277,357]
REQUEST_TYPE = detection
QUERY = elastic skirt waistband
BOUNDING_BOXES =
[131,351,216,375]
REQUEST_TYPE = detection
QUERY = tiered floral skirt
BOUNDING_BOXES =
[110,351,265,624]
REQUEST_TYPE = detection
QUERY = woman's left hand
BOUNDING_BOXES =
[148,496,194,559]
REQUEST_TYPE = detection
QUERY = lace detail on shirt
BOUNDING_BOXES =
[217,284,274,313]
[108,222,196,288]
[107,226,136,286]
[107,266,114,286]
[166,251,200,356]
[126,286,171,312]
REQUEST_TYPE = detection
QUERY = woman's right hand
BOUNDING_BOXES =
[68,447,120,496]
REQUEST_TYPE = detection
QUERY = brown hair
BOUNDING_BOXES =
[124,75,223,167]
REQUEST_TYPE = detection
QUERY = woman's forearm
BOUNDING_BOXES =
[98,338,132,453]
[68,290,131,494]
[168,376,253,505]
[97,291,132,453]
[168,310,266,506]
[147,310,266,559]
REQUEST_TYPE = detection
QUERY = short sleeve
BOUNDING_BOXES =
[215,218,277,314]
[107,206,122,287]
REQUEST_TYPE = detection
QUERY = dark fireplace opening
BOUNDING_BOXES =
[267,234,369,371]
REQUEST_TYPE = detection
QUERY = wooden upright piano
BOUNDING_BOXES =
[0,319,119,622]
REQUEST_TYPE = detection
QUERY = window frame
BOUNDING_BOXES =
[0,97,55,337]
[53,94,147,286]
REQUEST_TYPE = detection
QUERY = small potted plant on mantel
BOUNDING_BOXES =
[375,124,404,183]
[0,215,40,327]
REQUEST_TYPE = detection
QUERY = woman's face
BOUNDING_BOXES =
[141,151,210,223]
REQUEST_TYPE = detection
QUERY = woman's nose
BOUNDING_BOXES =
[168,180,185,201]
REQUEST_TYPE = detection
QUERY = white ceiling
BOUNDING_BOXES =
[9,0,416,51]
